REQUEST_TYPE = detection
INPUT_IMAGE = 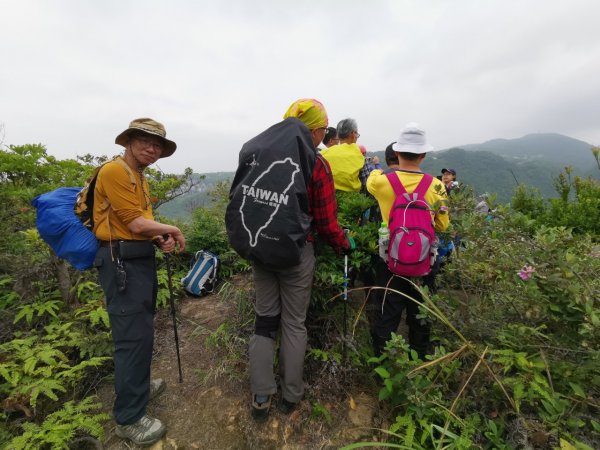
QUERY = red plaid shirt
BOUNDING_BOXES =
[308,156,349,251]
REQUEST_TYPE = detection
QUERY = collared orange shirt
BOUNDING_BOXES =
[93,158,154,241]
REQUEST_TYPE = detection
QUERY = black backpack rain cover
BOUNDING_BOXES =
[226,118,316,268]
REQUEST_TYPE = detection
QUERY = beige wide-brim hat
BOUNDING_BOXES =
[115,117,177,158]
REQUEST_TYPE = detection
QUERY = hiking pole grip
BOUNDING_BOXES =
[164,250,184,383]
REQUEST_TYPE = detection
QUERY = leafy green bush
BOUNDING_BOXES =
[358,181,600,448]
[188,207,230,255]
[512,167,600,236]
[186,182,249,278]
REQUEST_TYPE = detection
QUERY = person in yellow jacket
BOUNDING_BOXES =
[367,123,449,359]
[320,118,366,192]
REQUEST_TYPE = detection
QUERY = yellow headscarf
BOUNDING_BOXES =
[283,98,328,130]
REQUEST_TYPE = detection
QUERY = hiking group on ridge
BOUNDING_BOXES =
[39,98,453,446]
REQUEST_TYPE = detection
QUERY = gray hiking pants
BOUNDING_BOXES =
[249,242,315,403]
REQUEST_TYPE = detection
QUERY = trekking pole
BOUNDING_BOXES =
[164,251,184,383]
[342,229,350,364]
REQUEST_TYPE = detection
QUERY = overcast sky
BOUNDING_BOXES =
[1,0,599,174]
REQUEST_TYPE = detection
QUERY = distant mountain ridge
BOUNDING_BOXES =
[376,133,598,202]
[460,133,595,171]
[158,133,598,219]
[419,148,557,202]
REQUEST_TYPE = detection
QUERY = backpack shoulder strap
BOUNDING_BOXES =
[209,255,219,277]
[316,153,331,175]
[112,156,138,190]
[412,173,434,199]
[385,171,407,197]
[95,157,139,240]
[94,157,137,212]
[387,172,434,204]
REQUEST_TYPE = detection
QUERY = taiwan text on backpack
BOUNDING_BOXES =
[386,172,435,277]
[181,250,219,296]
[32,156,136,270]
[225,118,316,268]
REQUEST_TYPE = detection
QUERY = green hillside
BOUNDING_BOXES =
[372,147,564,202]
[421,148,560,202]
[157,172,233,219]
[461,133,595,171]
[371,133,599,203]
[158,134,598,218]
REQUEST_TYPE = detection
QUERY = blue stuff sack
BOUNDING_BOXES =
[436,237,455,266]
[31,187,98,271]
[181,250,219,297]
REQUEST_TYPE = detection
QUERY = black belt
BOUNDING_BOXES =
[99,240,155,260]
[99,240,147,248]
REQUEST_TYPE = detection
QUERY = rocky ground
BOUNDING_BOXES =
[95,279,382,449]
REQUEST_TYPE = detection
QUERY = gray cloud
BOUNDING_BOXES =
[1,0,599,174]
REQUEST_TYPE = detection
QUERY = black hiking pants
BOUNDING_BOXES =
[371,260,436,359]
[95,244,157,425]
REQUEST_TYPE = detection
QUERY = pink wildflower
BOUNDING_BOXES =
[518,265,536,281]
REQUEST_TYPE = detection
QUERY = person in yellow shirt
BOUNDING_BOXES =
[367,123,448,359]
[93,118,185,446]
[320,118,366,192]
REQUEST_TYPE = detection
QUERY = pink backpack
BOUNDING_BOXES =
[386,172,435,277]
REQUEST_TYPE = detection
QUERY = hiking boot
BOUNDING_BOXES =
[278,398,298,414]
[149,378,166,400]
[251,394,271,422]
[115,415,166,446]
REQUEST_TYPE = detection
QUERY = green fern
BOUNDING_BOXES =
[74,280,101,303]
[0,275,20,310]
[0,334,109,410]
[5,396,110,450]
[87,307,110,328]
[56,356,110,381]
[13,299,62,326]
[42,322,83,349]
[27,379,66,408]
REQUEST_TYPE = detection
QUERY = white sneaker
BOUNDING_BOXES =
[149,378,166,400]
[115,414,166,446]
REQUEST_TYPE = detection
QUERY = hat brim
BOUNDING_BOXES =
[441,168,456,175]
[115,129,177,158]
[391,142,434,154]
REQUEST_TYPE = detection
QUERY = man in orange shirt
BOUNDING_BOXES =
[93,118,185,446]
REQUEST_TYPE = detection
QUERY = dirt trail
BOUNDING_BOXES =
[96,289,380,449]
